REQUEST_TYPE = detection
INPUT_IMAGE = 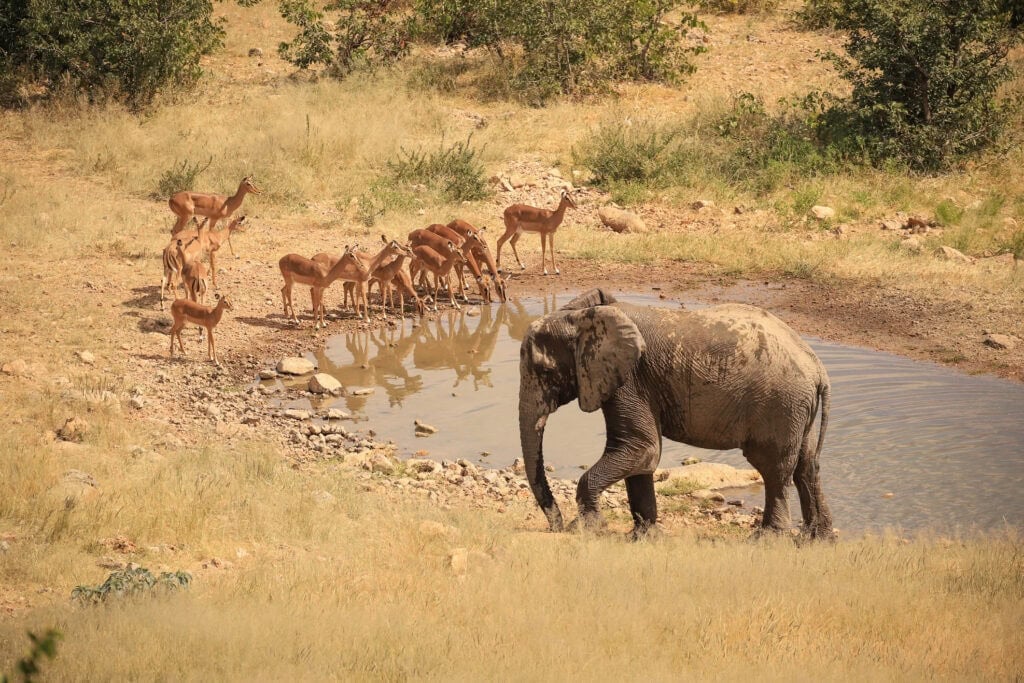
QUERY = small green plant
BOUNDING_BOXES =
[385,135,488,203]
[356,181,418,227]
[71,567,192,605]
[573,118,685,187]
[1,629,61,683]
[155,157,212,198]
[658,477,702,497]
[998,228,1024,260]
[934,199,965,226]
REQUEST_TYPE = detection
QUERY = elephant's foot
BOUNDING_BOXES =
[628,521,660,543]
[797,522,838,544]
[567,509,606,534]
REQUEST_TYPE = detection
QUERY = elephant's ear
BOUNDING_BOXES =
[573,306,645,412]
[561,288,617,311]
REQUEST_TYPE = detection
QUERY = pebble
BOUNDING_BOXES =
[414,419,438,436]
[309,373,342,394]
[284,409,311,421]
[259,369,278,380]
[277,357,316,375]
[129,396,145,410]
[77,350,96,365]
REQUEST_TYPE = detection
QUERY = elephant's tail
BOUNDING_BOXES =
[813,378,830,462]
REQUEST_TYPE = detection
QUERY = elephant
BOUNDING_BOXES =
[518,289,833,540]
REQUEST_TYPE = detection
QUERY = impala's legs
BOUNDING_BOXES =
[540,232,549,276]
[550,232,559,275]
[210,251,218,289]
[509,232,525,271]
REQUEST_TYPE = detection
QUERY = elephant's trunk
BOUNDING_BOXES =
[519,383,564,532]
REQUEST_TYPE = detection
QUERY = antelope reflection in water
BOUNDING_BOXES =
[317,302,539,412]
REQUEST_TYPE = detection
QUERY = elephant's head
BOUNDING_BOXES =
[518,290,645,531]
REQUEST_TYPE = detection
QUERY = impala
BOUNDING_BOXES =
[169,176,260,234]
[278,246,366,329]
[496,189,577,275]
[169,294,234,365]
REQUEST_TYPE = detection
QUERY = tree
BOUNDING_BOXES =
[1,0,223,109]
[822,0,1021,169]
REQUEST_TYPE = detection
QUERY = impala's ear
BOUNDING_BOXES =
[479,226,486,233]
[381,234,388,244]
[571,306,644,413]
[447,241,455,249]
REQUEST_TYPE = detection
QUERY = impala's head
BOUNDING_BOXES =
[241,176,262,195]
[447,241,467,264]
[214,293,234,311]
[228,215,248,232]
[379,234,407,255]
[560,190,577,210]
[342,244,369,274]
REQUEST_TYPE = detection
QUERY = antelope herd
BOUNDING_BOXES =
[158,176,578,364]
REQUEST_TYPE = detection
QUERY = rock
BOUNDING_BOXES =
[691,489,727,502]
[323,408,352,420]
[810,206,836,221]
[449,547,469,575]
[880,219,902,231]
[691,199,715,210]
[77,350,95,365]
[204,404,222,419]
[283,409,311,421]
[258,369,278,380]
[312,490,336,506]
[248,47,263,57]
[406,458,442,474]
[598,206,646,234]
[369,453,397,475]
[681,456,701,466]
[980,253,1017,269]
[900,236,923,254]
[309,373,342,394]
[129,396,145,410]
[2,359,27,375]
[277,357,315,375]
[414,419,438,436]
[512,458,525,475]
[509,175,528,189]
[465,306,480,317]
[350,388,374,396]
[51,469,100,503]
[934,246,973,263]
[882,492,895,499]
[57,416,90,443]
[500,178,514,192]
[655,462,762,490]
[983,333,1019,351]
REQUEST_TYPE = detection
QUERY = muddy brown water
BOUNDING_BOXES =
[272,293,1024,534]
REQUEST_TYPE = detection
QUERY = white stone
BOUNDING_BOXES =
[277,357,315,375]
[283,409,311,420]
[309,373,342,394]
[599,206,646,234]
[810,206,836,221]
[934,246,972,263]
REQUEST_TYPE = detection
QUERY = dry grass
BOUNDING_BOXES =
[1,2,1023,679]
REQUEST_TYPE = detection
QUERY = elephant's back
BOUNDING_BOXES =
[617,302,824,449]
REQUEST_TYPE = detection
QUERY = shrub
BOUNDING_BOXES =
[819,0,1022,170]
[71,567,192,605]
[277,0,413,77]
[385,135,489,203]
[277,0,705,103]
[154,157,213,199]
[1,0,223,110]
[573,119,685,187]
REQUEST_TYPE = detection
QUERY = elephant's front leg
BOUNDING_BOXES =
[624,474,658,539]
[576,396,661,536]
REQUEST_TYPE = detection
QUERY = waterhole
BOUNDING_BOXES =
[273,293,1024,534]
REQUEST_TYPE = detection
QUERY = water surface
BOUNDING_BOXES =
[274,293,1024,534]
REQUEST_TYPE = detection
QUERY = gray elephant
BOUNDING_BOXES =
[518,289,833,540]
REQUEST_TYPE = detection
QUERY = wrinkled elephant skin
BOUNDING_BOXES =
[518,288,833,540]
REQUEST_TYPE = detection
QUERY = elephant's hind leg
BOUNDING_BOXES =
[793,435,835,540]
[744,442,799,534]
[624,473,658,540]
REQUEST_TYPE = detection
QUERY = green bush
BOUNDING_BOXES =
[277,0,413,77]
[385,135,489,203]
[154,157,213,198]
[276,0,705,103]
[819,0,1022,171]
[573,119,686,187]
[0,0,223,109]
[71,567,192,605]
